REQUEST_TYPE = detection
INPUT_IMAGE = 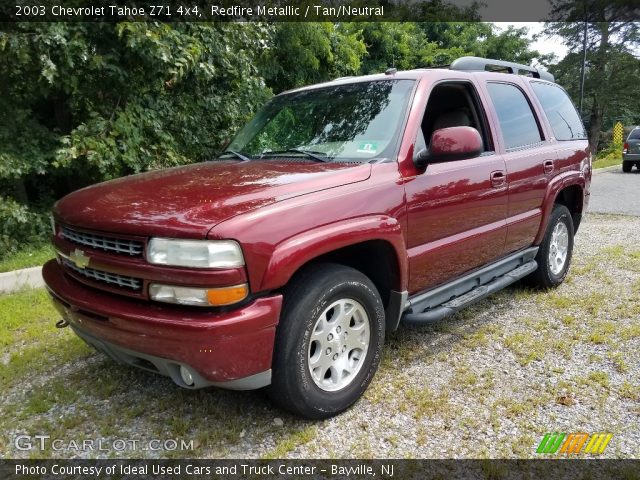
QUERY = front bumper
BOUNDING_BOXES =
[42,260,282,390]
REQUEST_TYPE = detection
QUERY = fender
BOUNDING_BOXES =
[258,215,408,293]
[534,170,585,245]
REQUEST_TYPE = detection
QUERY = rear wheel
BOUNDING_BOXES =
[267,263,385,419]
[526,204,574,289]
[622,161,632,173]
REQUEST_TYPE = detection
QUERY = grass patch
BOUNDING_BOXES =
[619,382,639,401]
[0,244,54,273]
[574,371,610,391]
[608,352,628,373]
[453,365,479,389]
[0,336,91,392]
[401,386,453,419]
[586,321,617,345]
[592,150,621,169]
[600,246,640,272]
[0,288,95,391]
[503,332,546,366]
[263,425,318,459]
[0,288,59,348]
[620,324,640,341]
[0,288,94,391]
[493,394,549,420]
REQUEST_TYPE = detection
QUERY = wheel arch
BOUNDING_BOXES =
[259,216,408,330]
[535,175,585,244]
[554,183,584,232]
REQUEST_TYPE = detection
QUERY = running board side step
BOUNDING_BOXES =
[402,260,537,325]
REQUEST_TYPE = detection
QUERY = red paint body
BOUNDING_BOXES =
[43,69,590,386]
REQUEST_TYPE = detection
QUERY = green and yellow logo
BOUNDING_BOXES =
[536,432,612,455]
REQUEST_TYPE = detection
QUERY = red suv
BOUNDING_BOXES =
[44,57,591,419]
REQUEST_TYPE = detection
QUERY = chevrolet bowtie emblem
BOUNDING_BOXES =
[69,248,90,269]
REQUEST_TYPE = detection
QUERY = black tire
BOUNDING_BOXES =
[622,161,632,173]
[266,263,385,419]
[525,204,574,289]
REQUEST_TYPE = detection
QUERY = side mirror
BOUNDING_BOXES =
[413,126,483,169]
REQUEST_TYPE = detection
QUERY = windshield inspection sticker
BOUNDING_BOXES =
[357,142,378,154]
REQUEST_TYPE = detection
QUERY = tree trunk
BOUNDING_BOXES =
[588,99,602,155]
[587,22,610,156]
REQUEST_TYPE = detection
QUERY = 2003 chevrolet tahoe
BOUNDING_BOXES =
[44,57,591,419]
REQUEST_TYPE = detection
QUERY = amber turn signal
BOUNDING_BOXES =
[206,284,249,306]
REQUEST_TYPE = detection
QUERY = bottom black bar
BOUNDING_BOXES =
[0,459,638,480]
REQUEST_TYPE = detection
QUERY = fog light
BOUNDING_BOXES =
[180,366,194,386]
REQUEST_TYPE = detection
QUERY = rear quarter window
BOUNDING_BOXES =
[531,82,587,140]
[628,129,640,140]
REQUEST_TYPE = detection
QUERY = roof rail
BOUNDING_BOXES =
[450,56,554,82]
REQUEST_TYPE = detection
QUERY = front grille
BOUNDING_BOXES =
[61,226,144,256]
[61,257,142,291]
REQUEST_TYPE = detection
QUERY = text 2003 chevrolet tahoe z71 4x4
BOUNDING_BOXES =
[44,57,591,419]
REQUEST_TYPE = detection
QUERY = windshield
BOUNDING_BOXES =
[225,80,415,162]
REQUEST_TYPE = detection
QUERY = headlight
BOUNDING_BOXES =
[147,238,244,268]
[149,283,249,307]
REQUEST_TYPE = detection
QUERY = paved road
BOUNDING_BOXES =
[588,166,640,216]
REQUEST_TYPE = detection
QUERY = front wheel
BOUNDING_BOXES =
[267,263,385,419]
[526,204,575,289]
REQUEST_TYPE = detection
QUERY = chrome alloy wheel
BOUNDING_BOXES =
[307,298,370,392]
[548,222,569,276]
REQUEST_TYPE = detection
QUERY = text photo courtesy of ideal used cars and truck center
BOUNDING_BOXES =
[0,0,639,478]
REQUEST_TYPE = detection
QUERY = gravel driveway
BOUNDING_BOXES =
[589,167,640,216]
[1,213,639,459]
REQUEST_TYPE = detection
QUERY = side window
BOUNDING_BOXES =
[418,82,492,157]
[486,82,543,150]
[628,129,640,140]
[531,82,586,140]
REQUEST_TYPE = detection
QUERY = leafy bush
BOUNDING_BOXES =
[0,197,50,258]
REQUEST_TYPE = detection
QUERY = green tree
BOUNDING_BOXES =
[544,1,640,153]
[0,22,270,254]
[354,22,544,75]
[260,23,366,93]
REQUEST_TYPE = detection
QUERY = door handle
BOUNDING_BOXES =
[490,170,506,188]
[543,160,554,174]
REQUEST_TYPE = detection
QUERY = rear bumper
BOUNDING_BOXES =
[623,153,640,162]
[42,260,282,390]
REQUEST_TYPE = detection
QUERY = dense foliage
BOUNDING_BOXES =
[0,19,627,257]
[545,0,640,153]
[0,22,270,253]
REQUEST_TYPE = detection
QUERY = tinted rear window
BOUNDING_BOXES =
[629,129,640,140]
[486,82,542,150]
[531,82,586,140]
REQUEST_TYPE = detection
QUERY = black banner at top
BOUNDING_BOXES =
[1,0,640,22]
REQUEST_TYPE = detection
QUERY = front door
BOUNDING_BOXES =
[405,81,508,294]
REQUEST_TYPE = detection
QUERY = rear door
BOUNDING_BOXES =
[483,81,552,254]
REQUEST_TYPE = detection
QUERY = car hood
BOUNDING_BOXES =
[54,160,371,238]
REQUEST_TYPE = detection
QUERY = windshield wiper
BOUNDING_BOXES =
[261,149,331,163]
[219,150,251,161]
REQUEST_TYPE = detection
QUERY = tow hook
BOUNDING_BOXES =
[55,319,69,329]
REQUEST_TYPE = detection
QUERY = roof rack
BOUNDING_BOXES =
[450,56,554,82]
